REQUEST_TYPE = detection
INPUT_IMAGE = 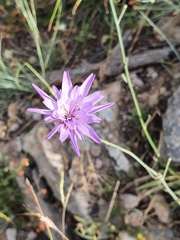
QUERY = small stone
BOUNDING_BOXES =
[148,227,174,240]
[5,228,17,240]
[8,103,19,120]
[146,67,158,80]
[26,230,37,240]
[131,71,144,86]
[9,122,19,132]
[120,194,139,209]
[32,112,42,121]
[95,158,103,169]
[125,209,143,227]
[3,49,13,59]
[162,85,180,162]
[90,144,102,157]
[117,232,136,240]
[28,56,37,64]
[107,146,130,172]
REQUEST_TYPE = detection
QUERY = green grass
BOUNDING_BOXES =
[0,163,25,228]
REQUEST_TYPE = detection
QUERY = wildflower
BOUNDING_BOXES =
[27,71,114,156]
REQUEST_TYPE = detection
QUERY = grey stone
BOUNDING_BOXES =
[97,81,131,172]
[125,209,143,227]
[22,121,92,220]
[9,122,19,132]
[162,85,180,162]
[95,158,103,169]
[107,147,130,172]
[148,227,174,240]
[5,228,17,240]
[26,231,37,240]
[120,194,139,209]
[117,232,136,240]
[130,71,144,86]
[90,144,102,157]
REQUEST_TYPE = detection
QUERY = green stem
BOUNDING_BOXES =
[101,139,157,176]
[160,177,180,205]
[109,0,160,159]
[45,0,62,68]
[139,11,180,62]
[101,139,180,205]
[163,158,172,179]
[24,62,54,97]
[47,226,54,240]
[15,0,45,77]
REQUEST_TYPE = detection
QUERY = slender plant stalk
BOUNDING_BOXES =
[101,139,180,205]
[60,171,74,239]
[72,0,83,15]
[15,0,45,77]
[104,180,120,223]
[45,0,62,68]
[23,62,54,96]
[139,11,180,62]
[25,179,54,240]
[109,0,160,159]
[48,0,61,31]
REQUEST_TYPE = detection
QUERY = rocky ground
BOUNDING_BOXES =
[1,6,180,240]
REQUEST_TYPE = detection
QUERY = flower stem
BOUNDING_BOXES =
[101,139,157,176]
[101,139,180,205]
[109,0,160,159]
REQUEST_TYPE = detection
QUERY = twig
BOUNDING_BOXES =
[104,180,120,223]
[141,195,156,225]
[60,170,74,239]
[25,179,54,240]
[109,0,160,159]
[61,182,74,240]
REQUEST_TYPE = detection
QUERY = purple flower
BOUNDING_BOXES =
[27,71,114,156]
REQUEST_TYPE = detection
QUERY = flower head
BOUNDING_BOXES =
[27,71,114,156]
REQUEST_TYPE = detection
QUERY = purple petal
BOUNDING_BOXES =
[73,95,84,108]
[79,124,101,143]
[59,125,69,142]
[72,110,87,124]
[75,128,84,140]
[80,102,93,112]
[87,114,101,124]
[89,102,114,113]
[46,124,60,139]
[79,73,95,97]
[62,71,73,95]
[44,116,55,122]
[69,131,80,156]
[70,85,79,100]
[52,85,61,99]
[32,83,54,101]
[27,108,53,115]
[83,91,104,105]
[43,98,57,110]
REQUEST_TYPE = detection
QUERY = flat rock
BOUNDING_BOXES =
[5,229,17,240]
[162,85,180,162]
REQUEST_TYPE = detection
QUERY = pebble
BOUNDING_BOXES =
[120,193,139,209]
[26,231,37,240]
[90,144,102,157]
[9,122,19,132]
[5,228,17,240]
[117,232,136,240]
[95,158,103,169]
